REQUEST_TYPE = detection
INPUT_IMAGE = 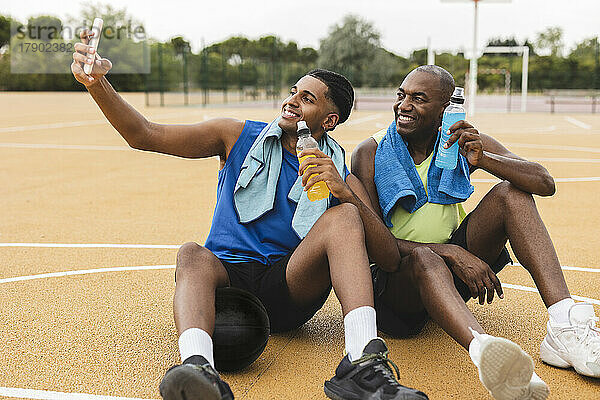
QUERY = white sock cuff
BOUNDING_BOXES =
[344,306,377,361]
[468,331,482,366]
[548,297,575,326]
[344,305,376,323]
[178,328,214,367]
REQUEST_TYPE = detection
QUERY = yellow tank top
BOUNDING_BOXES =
[372,129,466,244]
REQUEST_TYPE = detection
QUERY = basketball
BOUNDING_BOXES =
[213,287,270,371]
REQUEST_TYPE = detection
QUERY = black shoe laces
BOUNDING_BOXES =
[351,349,401,386]
[189,363,219,381]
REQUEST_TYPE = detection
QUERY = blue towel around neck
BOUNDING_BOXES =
[374,121,474,228]
[233,117,346,239]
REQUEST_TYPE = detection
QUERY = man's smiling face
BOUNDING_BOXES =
[278,75,337,136]
[393,71,447,139]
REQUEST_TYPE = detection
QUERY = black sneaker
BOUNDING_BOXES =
[324,338,429,400]
[159,355,234,400]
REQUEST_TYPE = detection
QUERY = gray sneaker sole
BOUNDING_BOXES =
[159,365,221,400]
[479,337,547,400]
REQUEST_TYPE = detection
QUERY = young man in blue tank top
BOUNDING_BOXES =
[352,65,600,400]
[71,30,428,400]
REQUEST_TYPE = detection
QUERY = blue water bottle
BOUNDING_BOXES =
[435,87,466,169]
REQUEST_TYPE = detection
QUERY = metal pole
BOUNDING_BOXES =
[201,39,207,107]
[594,38,600,89]
[158,43,164,107]
[521,46,529,112]
[505,70,511,112]
[183,44,189,106]
[222,47,227,104]
[144,42,149,107]
[271,41,277,108]
[468,0,478,116]
[508,56,513,112]
[427,37,435,65]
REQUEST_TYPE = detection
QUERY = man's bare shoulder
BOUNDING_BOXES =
[204,118,245,135]
[351,137,378,170]
[353,137,378,156]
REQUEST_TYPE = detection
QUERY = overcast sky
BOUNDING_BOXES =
[4,0,599,56]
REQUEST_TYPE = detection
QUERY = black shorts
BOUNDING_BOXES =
[219,252,331,334]
[372,212,513,338]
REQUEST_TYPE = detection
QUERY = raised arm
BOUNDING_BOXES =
[71,29,242,160]
[445,120,556,196]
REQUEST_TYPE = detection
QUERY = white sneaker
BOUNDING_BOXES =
[540,302,600,377]
[470,328,550,400]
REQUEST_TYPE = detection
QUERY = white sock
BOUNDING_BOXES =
[468,331,483,366]
[178,328,214,367]
[531,371,544,384]
[344,306,377,362]
[547,297,575,326]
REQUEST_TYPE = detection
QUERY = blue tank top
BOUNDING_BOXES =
[204,120,348,265]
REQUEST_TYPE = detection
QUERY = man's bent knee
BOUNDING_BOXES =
[491,181,534,207]
[175,242,223,282]
[320,202,363,236]
[408,247,452,282]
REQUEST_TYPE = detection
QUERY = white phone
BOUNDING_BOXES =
[84,18,103,75]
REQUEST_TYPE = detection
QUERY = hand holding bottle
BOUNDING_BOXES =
[298,147,351,201]
[442,120,485,167]
[435,87,466,169]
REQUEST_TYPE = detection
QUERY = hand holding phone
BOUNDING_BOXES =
[83,18,103,75]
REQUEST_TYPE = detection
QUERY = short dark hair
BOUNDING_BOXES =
[307,68,354,125]
[414,65,455,103]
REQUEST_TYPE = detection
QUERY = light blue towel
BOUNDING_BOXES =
[233,117,346,238]
[374,121,474,227]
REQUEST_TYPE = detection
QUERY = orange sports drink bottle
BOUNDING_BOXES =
[296,121,330,201]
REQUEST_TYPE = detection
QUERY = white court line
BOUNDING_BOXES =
[0,143,131,151]
[533,157,600,163]
[0,120,106,133]
[502,283,600,306]
[0,265,175,284]
[4,243,599,273]
[0,387,155,400]
[505,142,600,154]
[0,243,179,249]
[472,177,600,183]
[347,114,383,126]
[0,262,598,284]
[6,243,600,274]
[0,111,205,134]
[561,266,600,272]
[339,140,600,156]
[564,116,592,130]
[510,262,600,273]
[5,141,600,164]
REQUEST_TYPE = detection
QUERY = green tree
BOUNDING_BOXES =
[536,26,564,57]
[299,47,318,65]
[0,15,16,49]
[171,36,190,55]
[363,48,409,87]
[487,37,519,48]
[568,37,600,89]
[318,14,380,87]
[570,37,598,61]
[410,48,427,66]
[27,15,62,41]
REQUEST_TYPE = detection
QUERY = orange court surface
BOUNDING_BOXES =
[1,91,600,399]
